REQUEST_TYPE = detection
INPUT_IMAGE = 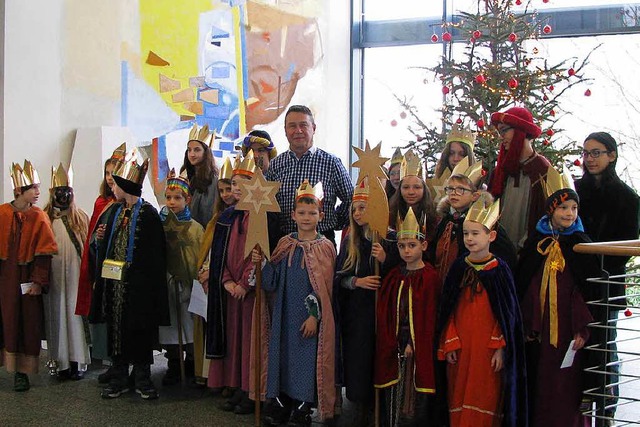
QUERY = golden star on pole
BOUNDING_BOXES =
[236,168,281,258]
[352,140,390,237]
[425,168,451,202]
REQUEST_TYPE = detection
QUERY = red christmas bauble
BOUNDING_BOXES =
[473,30,482,39]
[508,78,518,89]
[573,159,581,167]
[442,86,450,95]
[475,74,486,84]
[431,34,439,43]
[400,111,407,119]
[417,135,425,142]
[515,0,522,4]
[542,139,550,146]
[543,94,549,101]
[543,0,550,3]
[625,308,633,317]
[508,33,518,42]
[549,85,555,91]
[442,32,452,42]
[546,129,555,137]
[477,119,485,128]
[585,89,592,97]
[390,119,397,127]
[543,25,552,34]
[456,118,463,124]
[550,109,556,117]
[568,68,576,76]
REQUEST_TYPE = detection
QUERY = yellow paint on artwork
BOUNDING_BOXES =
[232,6,246,136]
[139,0,214,116]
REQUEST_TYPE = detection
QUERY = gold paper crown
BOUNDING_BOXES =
[51,163,73,189]
[353,177,369,203]
[113,148,149,185]
[446,124,476,149]
[465,196,500,230]
[233,150,256,178]
[400,149,424,180]
[188,123,215,148]
[390,147,403,166]
[220,156,234,180]
[296,179,324,202]
[11,160,41,190]
[543,165,575,199]
[450,157,483,188]
[397,207,424,240]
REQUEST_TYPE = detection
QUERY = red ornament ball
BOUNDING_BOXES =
[416,135,425,142]
[475,74,487,84]
[543,25,552,34]
[546,129,555,137]
[573,159,581,167]
[543,94,549,101]
[542,139,550,146]
[508,78,519,89]
[431,34,439,43]
[456,118,463,124]
[477,119,485,128]
[584,89,592,97]
[442,32,452,42]
[442,86,450,95]
[550,109,556,117]
[508,32,518,42]
[400,111,407,119]
[625,308,633,317]
[549,85,555,91]
[543,0,550,3]
[515,0,522,4]
[473,30,482,39]
[390,119,398,127]
[568,68,576,76]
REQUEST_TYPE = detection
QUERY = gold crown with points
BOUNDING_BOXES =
[233,150,257,178]
[450,157,483,188]
[219,156,234,180]
[543,164,575,199]
[397,207,425,240]
[188,123,215,148]
[11,160,41,190]
[352,177,369,203]
[465,196,500,230]
[113,148,149,185]
[390,147,403,166]
[400,149,424,180]
[51,163,73,189]
[110,142,127,167]
[296,179,324,202]
[446,123,476,149]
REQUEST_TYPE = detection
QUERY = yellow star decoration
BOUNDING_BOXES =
[352,140,390,237]
[550,260,561,271]
[162,209,196,281]
[352,140,389,182]
[425,168,451,202]
[236,169,281,258]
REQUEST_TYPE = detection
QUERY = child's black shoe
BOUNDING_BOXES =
[264,397,292,426]
[287,401,312,427]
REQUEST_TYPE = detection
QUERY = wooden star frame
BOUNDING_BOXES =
[352,140,390,237]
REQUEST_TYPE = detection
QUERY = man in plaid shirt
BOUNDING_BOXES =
[266,105,353,244]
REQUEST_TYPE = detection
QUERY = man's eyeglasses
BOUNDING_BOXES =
[497,126,513,137]
[444,186,474,196]
[581,149,611,159]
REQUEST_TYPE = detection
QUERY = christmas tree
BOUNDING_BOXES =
[399,0,595,176]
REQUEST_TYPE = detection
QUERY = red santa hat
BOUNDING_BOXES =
[490,106,542,139]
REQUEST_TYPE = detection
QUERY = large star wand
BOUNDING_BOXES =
[235,168,280,426]
[352,140,389,427]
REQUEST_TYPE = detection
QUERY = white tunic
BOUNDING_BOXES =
[44,216,91,371]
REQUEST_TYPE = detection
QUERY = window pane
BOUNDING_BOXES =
[364,1,442,21]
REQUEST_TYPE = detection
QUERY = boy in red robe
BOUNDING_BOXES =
[0,161,57,391]
[374,207,440,426]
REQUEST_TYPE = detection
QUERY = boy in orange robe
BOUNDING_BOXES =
[437,197,527,427]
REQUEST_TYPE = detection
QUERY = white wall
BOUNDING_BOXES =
[2,0,352,204]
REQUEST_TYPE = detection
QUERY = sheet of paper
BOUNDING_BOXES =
[188,279,208,321]
[20,282,34,295]
[561,339,577,369]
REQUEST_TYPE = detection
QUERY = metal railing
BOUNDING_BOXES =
[574,240,640,426]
